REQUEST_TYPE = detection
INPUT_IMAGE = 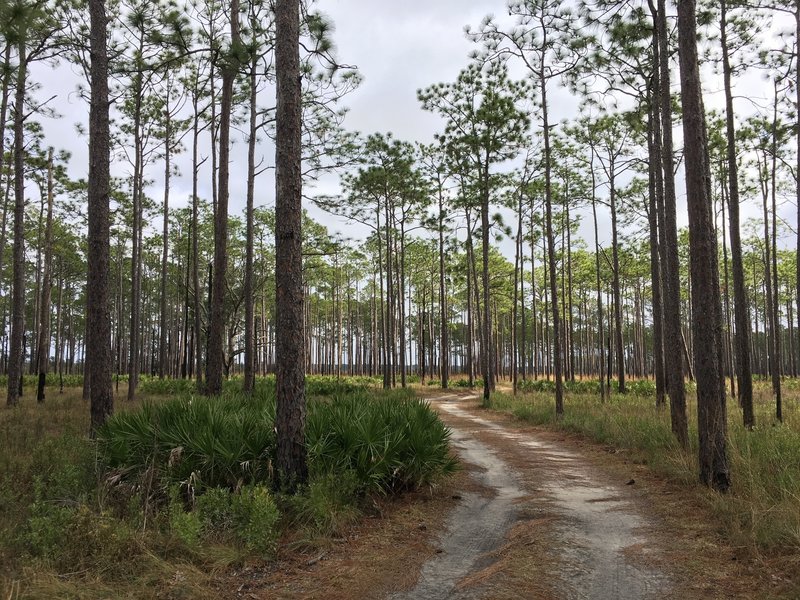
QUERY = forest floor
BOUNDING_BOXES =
[4,384,796,599]
[254,389,794,599]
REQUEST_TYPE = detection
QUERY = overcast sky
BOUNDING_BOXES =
[29,0,796,256]
[321,0,495,142]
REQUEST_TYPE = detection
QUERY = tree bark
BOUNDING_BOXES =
[769,84,783,422]
[646,92,666,408]
[796,3,800,396]
[191,75,203,390]
[275,0,307,488]
[206,0,241,395]
[7,35,27,407]
[243,46,258,394]
[609,170,625,393]
[36,149,54,402]
[720,0,753,426]
[590,155,606,401]
[541,70,564,417]
[88,0,113,432]
[677,0,730,492]
[655,0,689,447]
[481,160,493,405]
[159,84,172,380]
[438,180,449,389]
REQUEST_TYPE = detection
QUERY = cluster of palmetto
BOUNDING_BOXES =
[0,0,798,492]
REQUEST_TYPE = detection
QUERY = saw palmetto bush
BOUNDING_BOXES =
[306,389,458,493]
[98,391,277,489]
[97,387,457,496]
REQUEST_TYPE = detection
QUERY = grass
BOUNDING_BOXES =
[487,379,800,562]
[0,378,456,599]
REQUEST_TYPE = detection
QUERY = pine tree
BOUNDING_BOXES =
[88,0,113,431]
[274,0,307,488]
[677,0,730,492]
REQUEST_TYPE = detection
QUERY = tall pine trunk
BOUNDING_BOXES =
[655,0,689,447]
[438,183,449,389]
[720,0,753,427]
[481,161,492,405]
[36,149,54,402]
[646,90,666,407]
[159,93,171,380]
[677,0,730,492]
[275,0,307,488]
[542,74,564,417]
[7,36,27,407]
[243,49,258,394]
[88,0,113,431]
[206,1,241,395]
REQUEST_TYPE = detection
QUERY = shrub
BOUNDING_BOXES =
[24,484,74,560]
[285,471,361,536]
[99,387,457,500]
[29,434,97,503]
[169,486,203,547]
[454,378,482,388]
[307,389,458,493]
[229,485,280,555]
[138,376,197,396]
[25,487,140,573]
[98,391,277,489]
[170,484,280,556]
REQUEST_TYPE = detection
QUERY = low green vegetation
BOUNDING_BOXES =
[489,383,800,558]
[0,380,456,598]
[136,373,383,397]
[100,386,457,494]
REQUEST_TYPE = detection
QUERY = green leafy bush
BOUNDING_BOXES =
[25,484,139,572]
[517,379,555,393]
[138,376,198,396]
[515,378,657,397]
[454,378,482,388]
[307,389,458,493]
[24,486,74,560]
[229,485,280,555]
[285,471,361,536]
[137,374,381,397]
[169,486,203,547]
[170,484,280,555]
[616,379,657,396]
[98,387,457,497]
[98,391,277,489]
[29,434,97,502]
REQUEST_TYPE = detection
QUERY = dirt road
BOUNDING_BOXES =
[397,392,670,599]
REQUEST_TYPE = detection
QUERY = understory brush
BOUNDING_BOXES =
[1,383,456,598]
[489,387,800,560]
[137,373,382,397]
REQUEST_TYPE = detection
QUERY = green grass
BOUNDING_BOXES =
[489,382,800,557]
